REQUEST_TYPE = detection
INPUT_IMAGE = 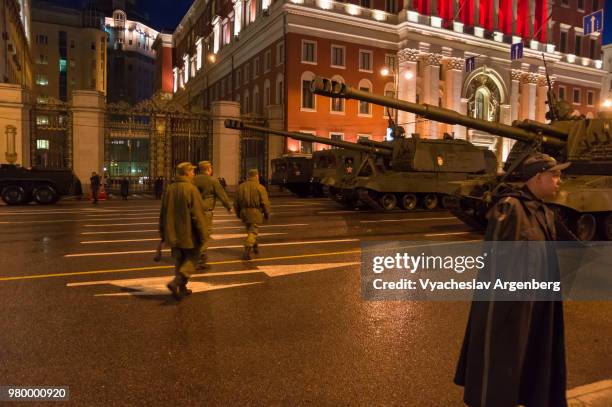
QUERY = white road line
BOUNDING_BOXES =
[64,238,359,257]
[81,232,286,244]
[83,219,242,227]
[424,231,472,237]
[360,216,458,224]
[0,207,161,215]
[317,210,367,214]
[79,223,309,235]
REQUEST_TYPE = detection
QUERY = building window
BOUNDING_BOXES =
[302,40,317,64]
[359,85,371,115]
[37,54,48,65]
[264,50,272,72]
[590,38,598,59]
[587,90,595,106]
[358,134,371,142]
[276,74,284,104]
[578,0,584,9]
[35,34,48,45]
[575,33,582,57]
[253,87,260,113]
[558,86,566,101]
[36,116,49,126]
[244,63,250,83]
[36,139,50,149]
[276,42,284,66]
[330,76,345,113]
[91,41,96,50]
[302,79,315,109]
[560,31,568,54]
[36,74,48,86]
[331,45,346,68]
[384,54,397,72]
[235,68,241,89]
[253,57,260,78]
[330,133,343,149]
[359,50,373,72]
[592,0,599,11]
[385,0,397,13]
[561,0,569,6]
[360,0,371,8]
[264,80,271,106]
[573,88,581,104]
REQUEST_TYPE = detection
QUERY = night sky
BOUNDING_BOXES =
[43,0,195,31]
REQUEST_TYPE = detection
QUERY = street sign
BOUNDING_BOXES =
[511,42,524,60]
[584,9,604,35]
[465,56,475,72]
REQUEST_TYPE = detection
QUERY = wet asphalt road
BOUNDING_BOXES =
[0,195,610,406]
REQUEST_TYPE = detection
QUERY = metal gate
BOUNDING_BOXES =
[30,98,72,169]
[239,116,268,182]
[105,94,212,190]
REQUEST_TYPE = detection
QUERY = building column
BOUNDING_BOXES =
[398,48,419,137]
[510,69,522,123]
[422,53,443,138]
[520,73,538,120]
[535,75,548,122]
[211,100,241,191]
[444,57,464,138]
[499,104,513,165]
[71,91,106,190]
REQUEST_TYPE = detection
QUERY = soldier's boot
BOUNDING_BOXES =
[242,246,252,261]
[252,243,259,255]
[197,253,210,270]
[179,284,192,296]
[167,278,182,300]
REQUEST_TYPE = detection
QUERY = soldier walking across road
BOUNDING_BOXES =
[454,153,571,407]
[192,161,233,269]
[159,162,208,300]
[234,168,271,260]
[90,171,101,204]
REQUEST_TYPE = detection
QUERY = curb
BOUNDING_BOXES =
[568,380,612,406]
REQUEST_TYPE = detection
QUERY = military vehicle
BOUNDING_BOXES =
[310,76,612,240]
[311,147,365,206]
[270,155,317,197]
[0,164,82,205]
[225,120,497,211]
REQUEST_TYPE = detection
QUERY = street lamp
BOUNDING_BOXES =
[381,62,400,137]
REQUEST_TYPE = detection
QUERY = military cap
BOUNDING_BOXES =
[521,153,570,179]
[176,162,196,175]
[247,168,259,178]
[198,160,212,170]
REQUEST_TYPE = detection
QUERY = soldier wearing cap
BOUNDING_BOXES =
[159,162,207,300]
[192,160,233,269]
[455,153,571,406]
[234,168,271,260]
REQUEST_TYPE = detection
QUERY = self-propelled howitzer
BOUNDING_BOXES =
[310,77,612,239]
[225,119,497,211]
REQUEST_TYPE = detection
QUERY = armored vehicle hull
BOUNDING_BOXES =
[270,156,320,197]
[0,165,81,205]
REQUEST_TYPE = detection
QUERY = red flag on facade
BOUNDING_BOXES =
[498,0,513,34]
[414,0,429,15]
[479,0,492,30]
[437,0,453,21]
[534,0,549,42]
[459,0,475,26]
[516,0,530,38]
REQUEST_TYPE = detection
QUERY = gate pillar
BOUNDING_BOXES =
[72,91,105,188]
[211,101,240,191]
[0,84,32,166]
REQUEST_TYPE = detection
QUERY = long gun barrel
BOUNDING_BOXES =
[225,120,392,156]
[311,77,567,148]
[356,139,392,149]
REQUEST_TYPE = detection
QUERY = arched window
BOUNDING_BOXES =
[330,75,345,113]
[383,82,395,118]
[263,79,271,107]
[253,85,260,114]
[301,71,316,110]
[275,73,284,105]
[243,90,250,113]
[358,79,373,116]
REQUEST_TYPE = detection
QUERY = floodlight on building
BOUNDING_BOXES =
[566,54,576,63]
[208,53,217,63]
[346,4,360,15]
[404,71,414,80]
[602,99,612,109]
[317,0,332,9]
[381,68,390,76]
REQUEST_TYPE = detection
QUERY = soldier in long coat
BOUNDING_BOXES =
[454,153,570,407]
[159,162,208,300]
[192,161,233,269]
[234,169,271,260]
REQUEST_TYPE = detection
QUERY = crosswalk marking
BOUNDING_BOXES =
[80,232,286,244]
[79,223,310,235]
[360,216,458,224]
[64,238,359,257]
